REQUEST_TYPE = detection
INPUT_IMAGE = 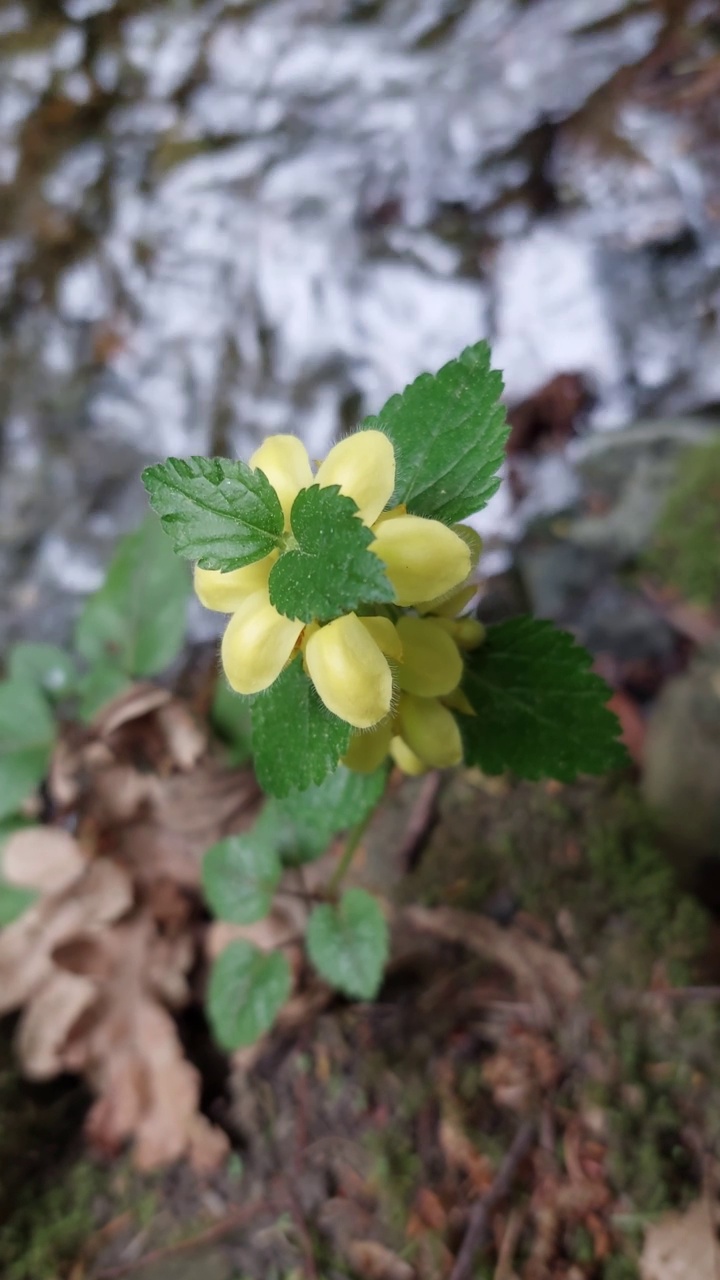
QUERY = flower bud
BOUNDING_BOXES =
[342,720,393,773]
[305,613,393,729]
[315,430,395,526]
[221,589,303,695]
[432,616,486,651]
[442,687,476,717]
[397,693,463,768]
[370,515,470,607]
[359,615,403,661]
[194,552,278,613]
[390,735,427,777]
[396,617,462,697]
[250,435,314,529]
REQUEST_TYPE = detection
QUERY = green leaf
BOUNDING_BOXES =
[207,941,291,1050]
[251,657,351,798]
[458,617,627,781]
[307,888,388,1000]
[202,832,281,924]
[211,677,253,766]
[143,456,284,571]
[362,341,508,524]
[269,764,388,866]
[269,485,393,623]
[0,681,55,821]
[0,881,37,927]
[75,516,190,679]
[77,664,131,723]
[8,644,77,700]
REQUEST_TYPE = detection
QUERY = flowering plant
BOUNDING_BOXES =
[144,343,625,1046]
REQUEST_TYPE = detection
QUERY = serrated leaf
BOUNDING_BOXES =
[75,516,190,678]
[269,764,388,866]
[307,888,388,1000]
[362,341,508,524]
[202,832,281,924]
[207,941,291,1050]
[143,455,283,571]
[251,657,351,798]
[458,617,627,781]
[8,644,77,699]
[211,677,253,766]
[0,680,55,821]
[269,485,393,623]
[77,664,132,723]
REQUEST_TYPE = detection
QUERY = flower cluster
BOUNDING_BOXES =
[195,431,484,775]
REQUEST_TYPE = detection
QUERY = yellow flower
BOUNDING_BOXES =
[221,590,303,695]
[342,720,393,773]
[389,735,427,776]
[305,613,393,729]
[249,435,313,529]
[194,551,278,613]
[370,514,471,606]
[315,430,395,525]
[397,692,463,769]
[395,616,462,697]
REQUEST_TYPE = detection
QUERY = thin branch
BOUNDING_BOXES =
[449,1118,537,1280]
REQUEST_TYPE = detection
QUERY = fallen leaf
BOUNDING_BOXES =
[16,969,97,1080]
[3,827,87,894]
[346,1239,415,1280]
[93,683,171,737]
[641,1200,719,1280]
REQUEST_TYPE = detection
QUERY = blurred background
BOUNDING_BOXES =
[2,1,720,1278]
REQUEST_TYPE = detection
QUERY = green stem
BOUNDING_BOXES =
[327,809,374,897]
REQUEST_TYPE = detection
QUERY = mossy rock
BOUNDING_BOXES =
[644,434,720,607]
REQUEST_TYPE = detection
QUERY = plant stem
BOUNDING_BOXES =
[327,809,374,896]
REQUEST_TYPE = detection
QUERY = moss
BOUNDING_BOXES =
[0,1157,106,1280]
[645,435,720,606]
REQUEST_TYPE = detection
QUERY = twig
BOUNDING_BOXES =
[494,1204,527,1280]
[449,1118,537,1280]
[395,769,442,867]
[95,1196,275,1278]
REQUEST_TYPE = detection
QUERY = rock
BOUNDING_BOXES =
[642,641,720,861]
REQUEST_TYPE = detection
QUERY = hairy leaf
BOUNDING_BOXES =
[458,617,627,781]
[362,342,508,524]
[251,657,351,798]
[143,456,283,571]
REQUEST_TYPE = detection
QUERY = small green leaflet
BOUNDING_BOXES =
[143,456,283,571]
[77,664,132,723]
[207,941,291,1050]
[268,764,388,866]
[8,644,77,700]
[202,833,281,924]
[307,888,388,1001]
[251,657,351,798]
[0,818,36,926]
[361,341,508,524]
[75,516,190,679]
[0,681,55,821]
[269,485,393,623]
[458,617,627,781]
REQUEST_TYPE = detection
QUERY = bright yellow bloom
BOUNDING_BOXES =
[396,617,462,697]
[221,589,303,695]
[315,430,395,526]
[194,551,278,613]
[371,515,470,607]
[397,692,463,768]
[342,720,393,773]
[358,615,403,661]
[249,435,314,529]
[305,613,393,729]
[389,735,427,776]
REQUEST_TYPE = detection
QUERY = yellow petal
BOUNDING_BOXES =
[432,616,486,651]
[359,615,403,661]
[342,721,393,773]
[397,693,463,768]
[396,617,463,697]
[315,430,395,526]
[305,613,393,729]
[370,515,471,607]
[389,735,428,777]
[221,589,303,695]
[250,434,313,529]
[416,583,477,617]
[194,552,278,613]
[452,524,483,570]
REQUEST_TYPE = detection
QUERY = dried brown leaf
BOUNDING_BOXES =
[16,970,97,1080]
[640,1200,719,1280]
[346,1239,415,1280]
[155,700,208,770]
[2,827,86,894]
[92,683,170,737]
